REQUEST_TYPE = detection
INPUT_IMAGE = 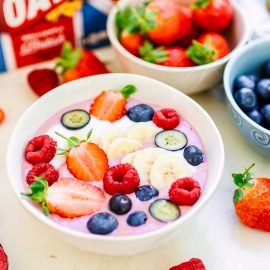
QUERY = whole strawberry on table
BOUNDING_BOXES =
[116,0,233,67]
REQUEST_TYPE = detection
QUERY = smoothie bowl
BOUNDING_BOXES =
[7,74,224,255]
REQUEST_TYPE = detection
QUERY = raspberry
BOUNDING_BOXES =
[153,108,180,130]
[169,258,206,270]
[0,244,8,270]
[103,164,140,195]
[169,177,201,206]
[25,135,57,164]
[26,163,59,186]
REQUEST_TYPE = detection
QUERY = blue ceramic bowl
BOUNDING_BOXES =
[224,37,270,157]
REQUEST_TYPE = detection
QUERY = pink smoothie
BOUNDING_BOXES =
[22,97,208,236]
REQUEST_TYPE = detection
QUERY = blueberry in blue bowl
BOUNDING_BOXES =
[255,79,270,103]
[262,59,270,78]
[234,88,257,112]
[234,75,255,90]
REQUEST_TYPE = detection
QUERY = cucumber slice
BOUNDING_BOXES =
[149,199,180,223]
[61,110,90,130]
[155,130,187,151]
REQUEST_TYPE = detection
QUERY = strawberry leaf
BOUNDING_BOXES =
[139,41,168,63]
[186,39,215,65]
[191,0,210,9]
[233,188,244,204]
[232,173,244,187]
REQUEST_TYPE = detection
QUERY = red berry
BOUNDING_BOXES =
[28,69,59,97]
[170,258,206,270]
[24,135,57,164]
[26,163,59,186]
[153,108,180,130]
[103,164,140,195]
[0,244,8,270]
[169,177,201,206]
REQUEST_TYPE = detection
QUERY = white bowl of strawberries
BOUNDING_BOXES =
[7,73,224,255]
[107,0,250,94]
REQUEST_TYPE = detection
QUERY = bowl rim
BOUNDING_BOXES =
[224,36,270,135]
[107,0,251,73]
[7,73,224,243]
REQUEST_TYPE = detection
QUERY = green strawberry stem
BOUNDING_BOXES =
[186,39,215,65]
[55,42,83,75]
[55,129,93,154]
[22,177,50,216]
[233,163,255,204]
[139,41,168,63]
[191,0,211,9]
[119,84,137,99]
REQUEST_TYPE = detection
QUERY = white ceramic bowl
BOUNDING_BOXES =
[107,0,250,95]
[7,74,224,255]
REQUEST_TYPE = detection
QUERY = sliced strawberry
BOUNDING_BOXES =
[28,69,59,96]
[23,177,105,218]
[46,178,105,218]
[67,142,109,182]
[90,85,137,122]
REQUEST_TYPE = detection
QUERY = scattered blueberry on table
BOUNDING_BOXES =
[233,58,270,129]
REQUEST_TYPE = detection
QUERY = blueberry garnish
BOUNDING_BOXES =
[87,213,118,235]
[183,145,204,166]
[127,104,154,122]
[234,88,257,111]
[127,211,148,227]
[135,185,159,201]
[234,75,255,90]
[109,194,132,215]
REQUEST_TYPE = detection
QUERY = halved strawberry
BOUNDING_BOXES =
[67,142,109,182]
[23,177,105,218]
[56,130,109,182]
[90,85,137,122]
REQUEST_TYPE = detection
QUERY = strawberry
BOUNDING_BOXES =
[56,130,109,182]
[90,84,137,122]
[23,177,105,218]
[119,29,144,56]
[0,244,8,270]
[267,0,270,12]
[169,258,206,270]
[233,163,270,232]
[192,0,234,32]
[55,42,109,83]
[187,32,230,65]
[0,108,5,125]
[145,0,193,44]
[140,41,195,67]
[27,69,59,96]
[177,23,200,48]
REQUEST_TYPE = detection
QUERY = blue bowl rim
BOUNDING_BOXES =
[224,36,270,135]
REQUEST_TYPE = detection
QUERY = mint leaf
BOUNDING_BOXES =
[233,189,244,204]
[86,129,93,141]
[68,136,80,148]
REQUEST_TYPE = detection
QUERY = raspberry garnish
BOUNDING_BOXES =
[24,135,57,164]
[103,164,140,195]
[169,258,206,270]
[153,108,180,130]
[169,177,201,206]
[26,163,59,186]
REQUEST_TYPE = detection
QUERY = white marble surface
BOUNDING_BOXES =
[1,47,270,270]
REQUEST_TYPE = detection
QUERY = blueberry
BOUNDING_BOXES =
[127,104,154,122]
[234,88,257,111]
[261,104,270,128]
[247,74,260,85]
[135,185,159,201]
[127,211,147,227]
[246,109,263,125]
[262,59,270,78]
[234,75,255,90]
[87,213,118,235]
[255,79,270,102]
[183,145,204,166]
[109,194,132,215]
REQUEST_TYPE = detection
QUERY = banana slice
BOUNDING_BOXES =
[150,153,195,188]
[121,152,137,165]
[99,126,121,152]
[133,148,166,182]
[107,138,142,160]
[125,123,159,143]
